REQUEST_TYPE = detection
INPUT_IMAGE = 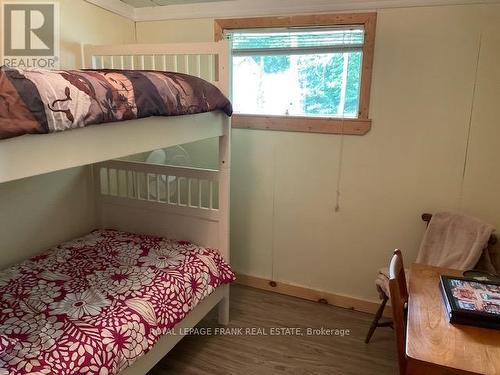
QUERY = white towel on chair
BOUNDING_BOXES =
[375,212,495,300]
[416,212,495,270]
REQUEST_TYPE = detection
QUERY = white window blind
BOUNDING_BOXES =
[228,27,365,55]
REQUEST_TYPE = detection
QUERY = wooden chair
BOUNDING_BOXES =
[388,249,409,375]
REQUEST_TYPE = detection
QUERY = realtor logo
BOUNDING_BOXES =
[2,2,59,68]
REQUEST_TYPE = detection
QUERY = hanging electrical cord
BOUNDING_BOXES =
[335,114,346,213]
[334,50,349,213]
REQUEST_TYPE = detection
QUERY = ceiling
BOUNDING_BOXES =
[120,0,232,7]
[89,0,500,21]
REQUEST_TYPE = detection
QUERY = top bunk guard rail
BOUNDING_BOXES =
[83,42,229,96]
[0,41,230,184]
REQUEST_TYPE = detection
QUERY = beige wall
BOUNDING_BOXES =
[136,4,500,302]
[0,168,95,268]
[0,0,135,268]
[59,0,135,68]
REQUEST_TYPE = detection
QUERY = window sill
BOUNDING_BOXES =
[232,114,371,135]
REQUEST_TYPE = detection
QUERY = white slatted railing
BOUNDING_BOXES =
[91,54,217,82]
[83,42,229,95]
[97,160,220,220]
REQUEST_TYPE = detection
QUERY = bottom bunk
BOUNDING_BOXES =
[0,229,235,375]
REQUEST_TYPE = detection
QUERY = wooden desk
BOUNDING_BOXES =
[406,264,500,375]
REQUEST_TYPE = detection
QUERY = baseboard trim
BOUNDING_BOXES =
[235,274,392,318]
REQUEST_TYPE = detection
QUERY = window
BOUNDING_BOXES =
[215,13,376,135]
[230,27,363,118]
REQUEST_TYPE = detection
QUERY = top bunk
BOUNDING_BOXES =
[0,41,230,184]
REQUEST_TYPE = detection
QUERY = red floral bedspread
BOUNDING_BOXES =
[0,230,235,374]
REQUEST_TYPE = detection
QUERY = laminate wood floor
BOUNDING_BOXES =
[148,285,397,375]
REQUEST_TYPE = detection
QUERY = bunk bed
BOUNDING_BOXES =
[0,42,233,375]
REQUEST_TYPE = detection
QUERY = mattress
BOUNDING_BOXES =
[0,230,235,374]
[0,66,233,140]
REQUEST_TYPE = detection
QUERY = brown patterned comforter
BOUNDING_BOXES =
[0,66,232,140]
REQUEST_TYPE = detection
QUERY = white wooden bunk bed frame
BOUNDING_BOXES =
[0,42,231,375]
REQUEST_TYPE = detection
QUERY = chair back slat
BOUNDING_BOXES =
[389,249,408,375]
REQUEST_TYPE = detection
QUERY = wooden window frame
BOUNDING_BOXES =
[215,13,377,135]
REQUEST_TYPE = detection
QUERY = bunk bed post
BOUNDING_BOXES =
[218,116,231,326]
[216,41,231,326]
